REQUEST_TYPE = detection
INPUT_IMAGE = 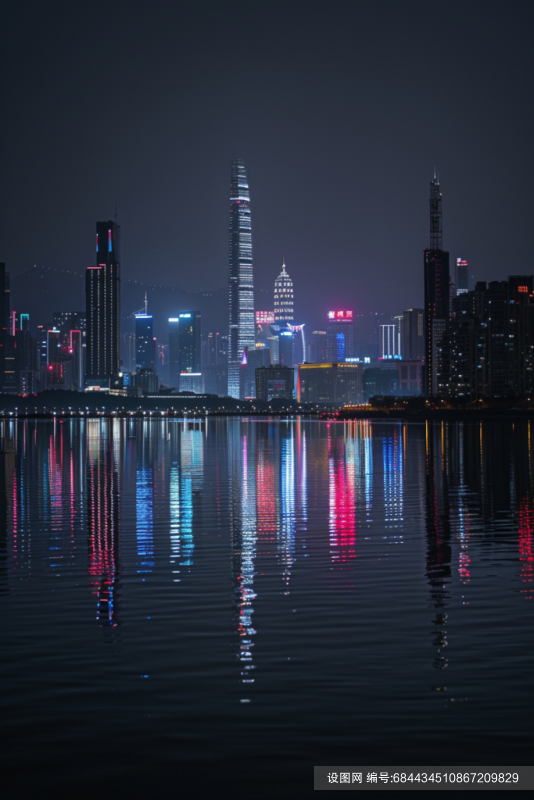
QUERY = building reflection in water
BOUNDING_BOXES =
[136,420,154,575]
[382,424,403,536]
[425,421,451,676]
[169,420,203,577]
[279,423,296,584]
[328,424,356,563]
[518,496,534,600]
[297,419,308,535]
[0,421,14,595]
[229,420,258,688]
[87,419,121,626]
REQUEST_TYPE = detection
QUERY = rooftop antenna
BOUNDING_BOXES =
[144,290,148,316]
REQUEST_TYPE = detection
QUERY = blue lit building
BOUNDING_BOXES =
[169,311,201,390]
[135,303,156,374]
[228,160,255,399]
[326,310,354,362]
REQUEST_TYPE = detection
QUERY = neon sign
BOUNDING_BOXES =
[328,310,353,320]
[256,311,275,324]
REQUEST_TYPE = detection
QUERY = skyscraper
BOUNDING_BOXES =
[379,324,398,359]
[274,262,294,323]
[456,258,468,295]
[423,174,450,397]
[326,310,354,362]
[169,311,201,390]
[403,308,424,361]
[86,220,121,388]
[135,296,156,373]
[228,160,254,398]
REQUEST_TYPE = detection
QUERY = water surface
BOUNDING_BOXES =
[1,418,532,794]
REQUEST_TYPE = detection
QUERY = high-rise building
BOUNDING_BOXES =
[403,309,424,361]
[442,276,534,399]
[274,262,294,323]
[69,330,84,390]
[169,311,201,390]
[379,324,399,359]
[456,258,468,295]
[123,332,136,374]
[393,315,404,358]
[308,331,327,364]
[423,173,450,397]
[135,296,156,373]
[449,275,457,317]
[326,310,354,362]
[53,311,86,347]
[240,344,271,399]
[85,220,121,388]
[228,160,254,398]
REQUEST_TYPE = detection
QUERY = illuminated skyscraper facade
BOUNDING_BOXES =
[228,160,254,398]
[423,175,450,397]
[326,310,354,362]
[169,311,201,390]
[456,258,468,295]
[135,314,155,372]
[86,220,121,387]
[274,263,294,322]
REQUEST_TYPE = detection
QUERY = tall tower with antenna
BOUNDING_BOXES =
[423,172,450,397]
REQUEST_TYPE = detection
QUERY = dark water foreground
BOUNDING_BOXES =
[0,418,532,796]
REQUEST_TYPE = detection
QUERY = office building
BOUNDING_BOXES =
[456,258,469,295]
[393,315,404,358]
[287,323,306,364]
[69,329,84,390]
[423,173,450,396]
[298,362,363,404]
[228,159,255,398]
[403,309,424,361]
[274,262,294,322]
[379,324,400,359]
[278,329,295,368]
[123,332,136,374]
[85,220,121,389]
[326,310,354,362]
[308,331,327,364]
[363,368,399,400]
[256,365,294,401]
[443,276,534,399]
[178,372,204,394]
[240,344,271,398]
[135,297,156,373]
[53,312,86,347]
[169,311,201,391]
[137,367,159,395]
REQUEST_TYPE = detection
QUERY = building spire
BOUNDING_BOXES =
[429,171,443,251]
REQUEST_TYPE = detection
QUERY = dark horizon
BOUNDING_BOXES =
[2,1,534,319]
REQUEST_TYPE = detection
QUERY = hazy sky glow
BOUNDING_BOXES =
[2,0,533,317]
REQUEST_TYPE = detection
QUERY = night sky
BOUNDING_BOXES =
[2,1,533,320]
